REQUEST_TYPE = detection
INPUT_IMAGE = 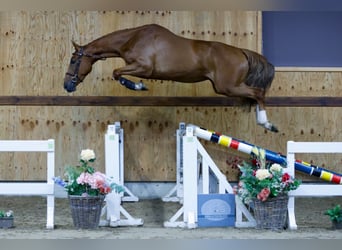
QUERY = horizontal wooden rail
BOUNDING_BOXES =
[0,96,341,107]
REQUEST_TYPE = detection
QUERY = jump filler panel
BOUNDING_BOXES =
[197,194,235,227]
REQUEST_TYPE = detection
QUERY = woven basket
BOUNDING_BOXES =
[0,217,14,228]
[252,195,288,230]
[68,195,105,229]
[332,221,342,230]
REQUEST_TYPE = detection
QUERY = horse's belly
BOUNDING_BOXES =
[150,68,208,83]
[152,57,208,83]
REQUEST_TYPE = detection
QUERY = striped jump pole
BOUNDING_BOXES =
[188,124,342,184]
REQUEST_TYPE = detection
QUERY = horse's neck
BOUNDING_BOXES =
[84,27,141,58]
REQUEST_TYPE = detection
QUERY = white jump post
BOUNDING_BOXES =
[286,141,342,230]
[164,125,253,228]
[102,121,143,227]
[182,125,198,228]
[0,139,55,229]
[105,121,138,202]
[164,125,200,227]
[162,122,186,202]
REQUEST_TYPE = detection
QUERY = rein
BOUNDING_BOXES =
[66,47,106,84]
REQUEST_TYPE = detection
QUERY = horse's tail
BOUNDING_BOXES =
[241,49,275,91]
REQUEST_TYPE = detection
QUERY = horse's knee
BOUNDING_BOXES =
[112,70,120,80]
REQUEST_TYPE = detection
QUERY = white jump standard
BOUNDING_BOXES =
[164,124,256,228]
[162,122,186,203]
[101,122,143,227]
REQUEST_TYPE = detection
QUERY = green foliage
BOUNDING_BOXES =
[325,205,342,222]
[64,164,96,196]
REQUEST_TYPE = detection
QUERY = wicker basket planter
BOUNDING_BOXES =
[332,221,342,230]
[252,195,288,230]
[68,195,105,229]
[0,217,14,229]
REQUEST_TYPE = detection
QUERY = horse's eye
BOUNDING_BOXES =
[70,58,76,64]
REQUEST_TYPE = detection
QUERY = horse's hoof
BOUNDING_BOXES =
[262,122,279,133]
[139,82,148,91]
[270,125,279,133]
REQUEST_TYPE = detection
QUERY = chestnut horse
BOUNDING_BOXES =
[64,24,278,132]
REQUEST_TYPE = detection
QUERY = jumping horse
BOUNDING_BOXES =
[64,24,278,132]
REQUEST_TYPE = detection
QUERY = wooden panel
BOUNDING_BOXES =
[1,11,258,97]
[0,10,260,182]
[269,72,342,97]
[1,11,341,183]
[0,105,341,182]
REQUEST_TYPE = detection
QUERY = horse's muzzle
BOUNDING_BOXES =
[64,81,77,92]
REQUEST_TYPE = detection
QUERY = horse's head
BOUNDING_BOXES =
[63,41,95,92]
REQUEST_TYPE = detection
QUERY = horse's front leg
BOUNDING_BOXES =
[112,63,150,91]
[117,76,148,91]
[112,60,153,80]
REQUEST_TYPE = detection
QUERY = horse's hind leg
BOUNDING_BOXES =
[255,102,278,132]
[250,89,278,132]
[216,81,278,132]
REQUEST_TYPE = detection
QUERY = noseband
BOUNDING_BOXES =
[66,47,106,85]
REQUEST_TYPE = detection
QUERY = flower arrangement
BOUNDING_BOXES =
[54,149,124,197]
[235,147,301,204]
[0,210,14,228]
[0,210,13,218]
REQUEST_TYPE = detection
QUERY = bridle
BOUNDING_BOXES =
[66,47,106,85]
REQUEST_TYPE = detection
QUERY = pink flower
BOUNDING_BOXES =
[90,171,106,189]
[257,188,270,201]
[76,172,92,185]
[233,185,238,194]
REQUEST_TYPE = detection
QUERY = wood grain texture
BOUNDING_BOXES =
[1,11,341,182]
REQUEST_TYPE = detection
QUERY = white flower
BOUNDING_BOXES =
[255,169,271,180]
[5,210,13,217]
[270,163,283,173]
[80,149,96,162]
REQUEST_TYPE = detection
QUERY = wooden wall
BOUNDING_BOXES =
[0,11,341,182]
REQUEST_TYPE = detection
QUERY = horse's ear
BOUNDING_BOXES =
[71,40,81,50]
